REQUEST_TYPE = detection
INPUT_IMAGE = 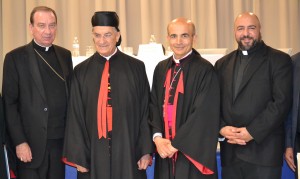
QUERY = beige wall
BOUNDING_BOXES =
[1,0,300,91]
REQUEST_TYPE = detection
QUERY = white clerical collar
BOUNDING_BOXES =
[242,51,248,55]
[33,39,52,51]
[100,48,118,60]
[173,50,192,63]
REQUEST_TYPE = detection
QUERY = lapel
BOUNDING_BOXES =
[235,46,267,101]
[26,42,47,101]
[230,43,268,102]
[224,52,238,104]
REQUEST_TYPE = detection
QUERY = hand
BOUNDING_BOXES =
[227,138,247,145]
[234,127,253,142]
[153,136,172,158]
[220,126,247,145]
[166,143,178,158]
[76,164,89,173]
[137,154,152,170]
[220,126,240,139]
[16,142,32,163]
[285,147,296,172]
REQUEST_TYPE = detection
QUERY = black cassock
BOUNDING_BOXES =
[63,50,153,179]
[149,49,220,179]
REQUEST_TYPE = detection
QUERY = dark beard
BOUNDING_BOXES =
[238,33,262,51]
[238,36,258,51]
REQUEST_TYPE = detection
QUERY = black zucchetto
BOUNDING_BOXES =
[91,11,122,46]
[91,11,120,31]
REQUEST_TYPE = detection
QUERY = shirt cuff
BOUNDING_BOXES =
[153,133,162,141]
[218,137,225,142]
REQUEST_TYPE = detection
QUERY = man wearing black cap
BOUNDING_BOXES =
[2,6,73,179]
[63,11,153,179]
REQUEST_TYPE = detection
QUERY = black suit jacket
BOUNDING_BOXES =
[2,41,73,168]
[215,41,292,167]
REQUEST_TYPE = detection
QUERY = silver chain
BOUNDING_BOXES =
[34,49,65,82]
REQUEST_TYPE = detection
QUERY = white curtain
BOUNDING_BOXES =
[1,0,300,86]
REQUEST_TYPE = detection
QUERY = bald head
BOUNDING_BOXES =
[234,12,262,50]
[167,17,195,36]
[166,17,196,59]
[235,12,261,29]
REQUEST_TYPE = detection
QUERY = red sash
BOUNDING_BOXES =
[97,61,112,139]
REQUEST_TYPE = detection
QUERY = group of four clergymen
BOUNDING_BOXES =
[0,5,299,179]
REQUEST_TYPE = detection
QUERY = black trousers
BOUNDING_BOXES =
[222,160,282,179]
[17,139,65,179]
[77,172,90,179]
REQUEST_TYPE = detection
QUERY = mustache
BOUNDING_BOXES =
[240,35,254,40]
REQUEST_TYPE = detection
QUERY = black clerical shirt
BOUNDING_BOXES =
[33,41,67,139]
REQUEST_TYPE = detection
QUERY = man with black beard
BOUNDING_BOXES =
[214,12,292,179]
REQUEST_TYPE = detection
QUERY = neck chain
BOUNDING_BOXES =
[169,67,182,91]
[34,49,65,82]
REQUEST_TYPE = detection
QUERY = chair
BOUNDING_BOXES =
[196,48,228,65]
[277,48,293,56]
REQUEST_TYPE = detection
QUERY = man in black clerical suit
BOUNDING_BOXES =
[63,11,153,179]
[215,12,292,179]
[2,6,73,179]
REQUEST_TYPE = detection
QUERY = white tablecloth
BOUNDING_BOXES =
[72,56,88,68]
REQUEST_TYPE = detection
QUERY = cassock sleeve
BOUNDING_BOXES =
[63,71,91,169]
[171,66,220,172]
[149,63,165,135]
